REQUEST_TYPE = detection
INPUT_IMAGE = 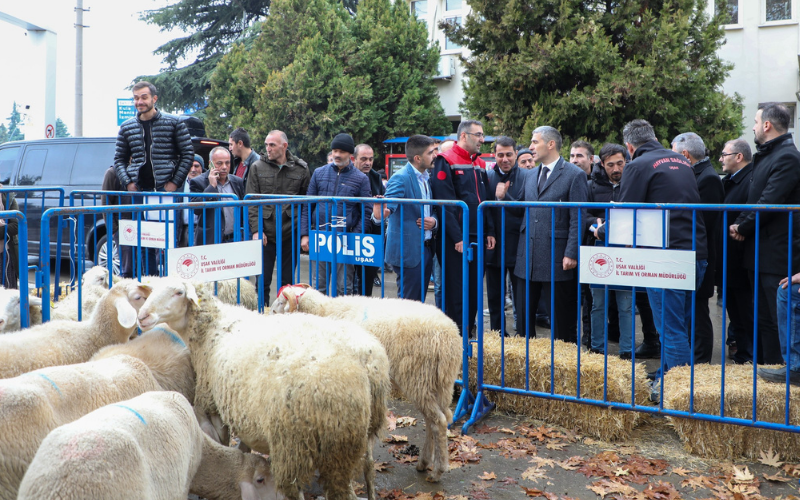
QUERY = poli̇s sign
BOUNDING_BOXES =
[309,231,383,266]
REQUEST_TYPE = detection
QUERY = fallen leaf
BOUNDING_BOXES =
[474,424,498,434]
[396,416,417,428]
[374,461,393,472]
[760,448,784,468]
[520,486,557,499]
[412,494,434,500]
[377,489,416,500]
[499,427,516,435]
[354,481,365,495]
[386,411,397,432]
[783,464,800,477]
[545,441,566,451]
[558,456,584,471]
[643,480,681,499]
[478,471,497,480]
[671,467,692,477]
[763,472,793,483]
[732,466,754,483]
[521,466,550,484]
[680,476,708,491]
[614,467,630,477]
[445,496,468,500]
[384,434,408,444]
[586,479,637,498]
[498,477,518,486]
[446,429,458,439]
[529,456,557,468]
[584,438,602,446]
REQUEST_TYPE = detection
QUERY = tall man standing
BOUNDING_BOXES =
[353,143,384,296]
[730,102,800,365]
[431,120,495,336]
[229,127,260,186]
[375,135,438,302]
[718,138,754,364]
[514,126,587,342]
[246,130,310,304]
[114,81,193,277]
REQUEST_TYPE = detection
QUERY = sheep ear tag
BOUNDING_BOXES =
[115,297,138,329]
[186,283,200,307]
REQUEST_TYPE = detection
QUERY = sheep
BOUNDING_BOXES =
[17,391,281,500]
[0,288,42,333]
[81,265,120,288]
[91,323,195,402]
[136,278,390,500]
[214,278,259,311]
[0,354,162,500]
[0,279,149,379]
[49,266,124,322]
[271,284,462,482]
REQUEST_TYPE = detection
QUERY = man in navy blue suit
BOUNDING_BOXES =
[374,135,439,302]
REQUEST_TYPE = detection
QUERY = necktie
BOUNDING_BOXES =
[538,166,549,194]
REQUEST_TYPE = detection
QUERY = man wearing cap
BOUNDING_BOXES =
[176,155,205,247]
[300,133,373,296]
[517,148,535,170]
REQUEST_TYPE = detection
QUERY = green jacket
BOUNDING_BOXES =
[245,150,310,243]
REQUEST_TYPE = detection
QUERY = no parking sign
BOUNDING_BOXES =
[45,124,55,139]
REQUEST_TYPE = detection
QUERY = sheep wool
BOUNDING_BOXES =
[0,355,161,500]
[272,284,462,482]
[0,288,42,333]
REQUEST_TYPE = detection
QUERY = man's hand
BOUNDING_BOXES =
[208,169,219,188]
[253,232,267,247]
[417,217,436,230]
[455,241,463,253]
[563,256,577,270]
[592,218,603,239]
[127,182,137,192]
[164,181,178,192]
[495,181,510,200]
[780,272,800,289]
[372,201,390,221]
[301,235,309,252]
[729,224,745,242]
[486,236,496,250]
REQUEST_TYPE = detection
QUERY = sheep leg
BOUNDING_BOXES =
[362,439,376,500]
[427,408,449,482]
[237,440,251,453]
[415,415,432,473]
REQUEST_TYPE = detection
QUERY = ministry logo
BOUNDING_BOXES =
[176,253,199,279]
[588,252,614,278]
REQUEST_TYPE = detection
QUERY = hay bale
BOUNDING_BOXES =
[469,335,650,441]
[663,364,800,461]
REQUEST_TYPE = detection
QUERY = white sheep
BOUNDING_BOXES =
[136,278,390,500]
[0,354,162,500]
[0,279,148,379]
[81,265,119,288]
[271,284,462,482]
[215,278,258,311]
[91,323,195,402]
[17,391,281,500]
[0,288,42,333]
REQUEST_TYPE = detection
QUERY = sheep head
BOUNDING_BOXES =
[0,289,42,332]
[105,280,148,331]
[269,283,311,314]
[82,266,112,288]
[239,453,283,500]
[137,278,201,331]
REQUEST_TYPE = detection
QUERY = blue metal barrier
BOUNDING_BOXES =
[466,200,800,435]
[0,210,30,326]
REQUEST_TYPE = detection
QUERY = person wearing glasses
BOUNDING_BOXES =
[430,120,496,337]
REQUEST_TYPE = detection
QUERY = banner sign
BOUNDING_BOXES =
[579,246,696,291]
[309,230,383,266]
[119,220,173,249]
[168,239,262,282]
[117,98,136,126]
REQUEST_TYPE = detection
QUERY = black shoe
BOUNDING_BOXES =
[619,352,632,360]
[758,367,800,386]
[635,342,661,359]
[646,370,659,381]
[373,276,381,287]
[535,316,551,329]
[588,347,604,355]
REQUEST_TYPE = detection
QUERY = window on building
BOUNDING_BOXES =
[445,0,462,11]
[765,0,792,21]
[412,1,427,27]
[444,16,462,50]
[716,0,739,24]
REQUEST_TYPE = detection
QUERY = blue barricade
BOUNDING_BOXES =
[0,210,31,327]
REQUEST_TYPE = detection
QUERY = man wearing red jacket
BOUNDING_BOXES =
[431,120,496,336]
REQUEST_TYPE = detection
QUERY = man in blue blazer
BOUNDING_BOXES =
[514,126,588,343]
[374,135,439,302]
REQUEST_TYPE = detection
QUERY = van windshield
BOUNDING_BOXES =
[0,146,19,184]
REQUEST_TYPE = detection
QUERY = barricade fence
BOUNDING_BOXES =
[0,209,31,327]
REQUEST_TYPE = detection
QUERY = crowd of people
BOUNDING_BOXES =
[111,81,800,393]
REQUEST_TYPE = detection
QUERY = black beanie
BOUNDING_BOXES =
[330,133,355,155]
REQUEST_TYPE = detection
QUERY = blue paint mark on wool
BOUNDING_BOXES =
[37,374,62,396]
[150,326,186,348]
[114,405,147,425]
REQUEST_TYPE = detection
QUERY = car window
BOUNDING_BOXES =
[43,145,77,186]
[0,147,20,184]
[18,148,48,186]
[70,142,116,187]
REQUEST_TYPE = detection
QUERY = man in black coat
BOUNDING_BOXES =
[190,146,246,245]
[731,103,800,365]
[672,132,724,364]
[486,136,527,336]
[718,139,754,363]
[353,143,385,296]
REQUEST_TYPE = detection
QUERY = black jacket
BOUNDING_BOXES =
[189,171,246,245]
[692,157,724,297]
[114,110,194,190]
[486,165,526,268]
[734,133,800,274]
[717,163,753,288]
[586,163,622,243]
[619,140,707,260]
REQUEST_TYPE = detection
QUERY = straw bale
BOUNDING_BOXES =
[663,364,800,461]
[469,335,651,441]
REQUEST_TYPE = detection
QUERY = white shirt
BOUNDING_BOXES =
[414,167,434,241]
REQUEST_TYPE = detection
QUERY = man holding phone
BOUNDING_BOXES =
[189,146,245,245]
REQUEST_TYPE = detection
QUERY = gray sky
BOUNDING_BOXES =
[0,0,186,137]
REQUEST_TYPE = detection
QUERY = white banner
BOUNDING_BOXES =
[167,239,262,282]
[119,220,173,249]
[579,246,696,291]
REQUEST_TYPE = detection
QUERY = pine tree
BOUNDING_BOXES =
[446,0,743,155]
[0,124,8,145]
[7,103,24,142]
[55,118,70,138]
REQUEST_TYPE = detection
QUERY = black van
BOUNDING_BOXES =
[0,121,228,272]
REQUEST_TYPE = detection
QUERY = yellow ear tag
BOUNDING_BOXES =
[50,301,55,308]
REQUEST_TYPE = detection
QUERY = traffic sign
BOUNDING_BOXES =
[117,98,136,126]
[45,123,55,138]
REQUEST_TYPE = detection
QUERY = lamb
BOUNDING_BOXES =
[49,266,122,321]
[0,288,42,333]
[271,284,462,482]
[214,278,259,311]
[0,279,148,379]
[0,354,162,500]
[17,391,280,500]
[91,323,196,402]
[136,278,390,500]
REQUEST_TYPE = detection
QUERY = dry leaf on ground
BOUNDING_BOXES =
[478,471,497,480]
[384,434,408,444]
[521,466,550,484]
[760,448,784,468]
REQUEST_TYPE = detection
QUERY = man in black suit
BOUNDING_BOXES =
[190,146,246,245]
[731,102,800,365]
[718,138,754,363]
[353,143,385,296]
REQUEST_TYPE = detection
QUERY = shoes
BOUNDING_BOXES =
[727,341,738,359]
[635,342,661,359]
[373,276,381,287]
[588,347,604,355]
[535,316,551,329]
[648,379,662,403]
[619,352,632,360]
[646,370,659,381]
[505,297,513,310]
[428,281,435,290]
[758,367,800,386]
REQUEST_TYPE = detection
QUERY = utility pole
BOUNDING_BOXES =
[75,0,89,137]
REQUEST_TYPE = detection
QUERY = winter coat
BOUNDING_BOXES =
[692,157,724,298]
[300,162,373,235]
[485,165,526,268]
[717,163,753,289]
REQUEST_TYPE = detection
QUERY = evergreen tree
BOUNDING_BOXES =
[445,0,743,156]
[55,118,70,138]
[7,103,24,143]
[0,124,7,145]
